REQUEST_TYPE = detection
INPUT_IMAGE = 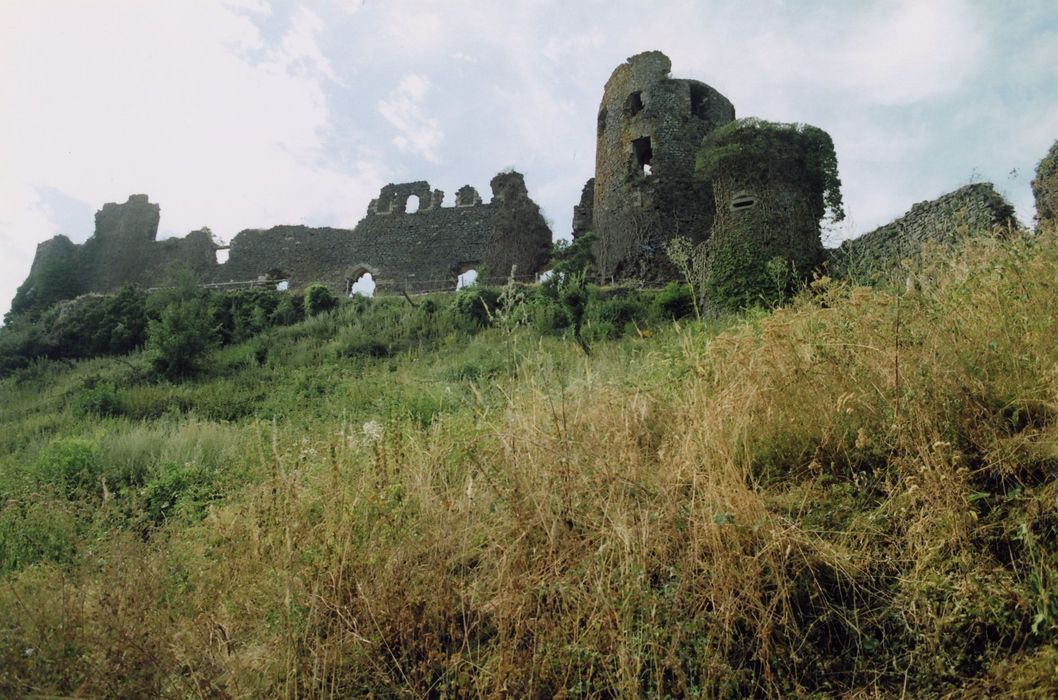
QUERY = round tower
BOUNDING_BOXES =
[1033,138,1058,229]
[695,119,842,310]
[591,51,735,283]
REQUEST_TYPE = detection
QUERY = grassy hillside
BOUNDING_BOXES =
[2,231,1058,697]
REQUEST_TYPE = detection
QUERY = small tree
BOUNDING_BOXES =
[304,284,338,316]
[546,233,597,288]
[663,236,702,321]
[146,296,218,380]
[543,234,596,354]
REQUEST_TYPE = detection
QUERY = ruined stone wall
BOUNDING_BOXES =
[829,183,1016,277]
[571,177,594,239]
[9,234,84,317]
[1033,139,1058,229]
[67,194,216,291]
[217,172,549,293]
[12,173,553,313]
[590,51,735,284]
[10,195,222,317]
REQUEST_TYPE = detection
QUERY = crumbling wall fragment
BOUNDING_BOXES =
[830,183,1017,278]
[8,235,84,318]
[455,185,482,207]
[571,178,594,239]
[480,171,553,283]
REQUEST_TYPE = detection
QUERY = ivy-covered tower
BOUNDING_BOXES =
[694,120,844,310]
[585,51,735,284]
[1033,138,1058,229]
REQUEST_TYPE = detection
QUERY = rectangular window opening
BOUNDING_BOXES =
[690,84,709,119]
[632,136,653,176]
[626,91,644,117]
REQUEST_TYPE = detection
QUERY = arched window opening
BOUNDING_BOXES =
[632,136,653,176]
[276,280,290,291]
[215,248,230,264]
[624,91,643,117]
[456,269,478,290]
[405,195,421,214]
[348,272,376,297]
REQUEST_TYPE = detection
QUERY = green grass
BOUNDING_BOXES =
[2,232,1058,696]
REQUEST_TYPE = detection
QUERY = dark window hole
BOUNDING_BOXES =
[625,91,643,117]
[632,136,653,176]
[690,84,709,119]
[730,194,758,211]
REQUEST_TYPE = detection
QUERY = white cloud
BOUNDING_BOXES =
[377,74,444,162]
[335,0,365,15]
[542,29,605,64]
[272,7,338,82]
[832,0,987,105]
[0,0,389,316]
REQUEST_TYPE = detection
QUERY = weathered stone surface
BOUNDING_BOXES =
[12,195,217,316]
[1033,139,1058,228]
[691,119,843,309]
[220,172,550,292]
[571,178,594,239]
[829,183,1016,276]
[10,234,84,316]
[12,172,553,311]
[455,185,483,207]
[588,51,735,284]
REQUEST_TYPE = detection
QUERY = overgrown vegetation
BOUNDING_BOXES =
[694,118,843,312]
[697,118,845,224]
[2,229,1058,696]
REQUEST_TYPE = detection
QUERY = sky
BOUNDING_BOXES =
[2,0,1056,320]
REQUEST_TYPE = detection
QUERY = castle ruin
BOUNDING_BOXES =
[574,51,842,301]
[9,50,1054,320]
[11,172,552,316]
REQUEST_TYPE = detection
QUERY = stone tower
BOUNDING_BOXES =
[695,120,838,309]
[1033,138,1058,229]
[586,51,735,284]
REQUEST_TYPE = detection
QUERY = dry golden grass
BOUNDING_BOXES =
[4,229,1058,697]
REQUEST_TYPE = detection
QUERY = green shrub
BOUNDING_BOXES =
[75,380,125,417]
[143,461,218,525]
[453,285,500,326]
[588,294,647,335]
[269,294,302,326]
[653,282,695,320]
[547,232,597,283]
[0,497,79,573]
[338,335,391,359]
[147,297,219,380]
[0,319,48,376]
[304,284,338,316]
[32,437,102,499]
